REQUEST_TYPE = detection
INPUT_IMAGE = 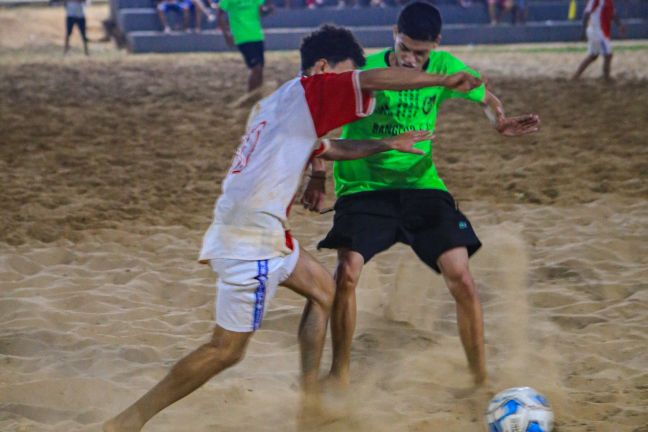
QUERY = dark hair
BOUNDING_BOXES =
[397,1,442,41]
[300,24,366,73]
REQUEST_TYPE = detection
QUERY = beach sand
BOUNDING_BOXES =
[1,5,647,432]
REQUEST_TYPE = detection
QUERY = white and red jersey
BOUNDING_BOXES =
[585,0,615,38]
[199,70,375,262]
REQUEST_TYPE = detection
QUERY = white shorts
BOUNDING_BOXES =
[209,243,300,332]
[587,27,612,56]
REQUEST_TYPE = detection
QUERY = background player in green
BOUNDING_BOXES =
[303,1,540,389]
[217,0,273,92]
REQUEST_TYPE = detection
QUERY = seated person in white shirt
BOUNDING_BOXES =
[103,24,480,432]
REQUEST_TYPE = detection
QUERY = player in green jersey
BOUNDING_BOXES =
[217,0,273,92]
[303,1,540,389]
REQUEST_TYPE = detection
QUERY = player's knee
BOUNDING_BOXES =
[207,333,247,367]
[317,276,335,311]
[336,270,359,294]
[447,271,478,304]
[304,262,335,311]
[335,258,362,293]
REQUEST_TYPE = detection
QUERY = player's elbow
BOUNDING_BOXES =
[357,72,384,92]
[317,152,338,161]
[318,148,354,161]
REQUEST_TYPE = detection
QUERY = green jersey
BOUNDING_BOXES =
[333,49,486,197]
[220,0,264,45]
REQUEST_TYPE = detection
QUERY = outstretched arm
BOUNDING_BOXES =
[318,130,431,161]
[359,69,482,93]
[481,90,540,137]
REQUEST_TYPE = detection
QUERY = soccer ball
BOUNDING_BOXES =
[485,387,554,432]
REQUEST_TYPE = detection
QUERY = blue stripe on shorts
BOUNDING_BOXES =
[252,259,269,330]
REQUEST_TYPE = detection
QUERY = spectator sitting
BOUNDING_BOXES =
[487,0,513,25]
[157,0,217,32]
[157,0,192,33]
[192,0,218,29]
[512,0,527,24]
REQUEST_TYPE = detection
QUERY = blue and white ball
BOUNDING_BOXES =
[485,387,554,432]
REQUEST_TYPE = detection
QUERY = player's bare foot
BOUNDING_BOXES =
[473,369,488,386]
[102,412,144,432]
[452,377,494,400]
[297,393,343,431]
[321,373,350,393]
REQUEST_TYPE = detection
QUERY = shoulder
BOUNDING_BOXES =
[427,51,480,78]
[426,51,466,71]
[299,71,356,92]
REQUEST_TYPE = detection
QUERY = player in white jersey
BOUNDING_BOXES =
[572,0,625,81]
[103,25,481,432]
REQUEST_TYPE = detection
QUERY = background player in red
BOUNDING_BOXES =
[572,0,626,81]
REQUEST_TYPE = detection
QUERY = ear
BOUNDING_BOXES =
[434,34,442,47]
[313,58,329,74]
[392,25,399,41]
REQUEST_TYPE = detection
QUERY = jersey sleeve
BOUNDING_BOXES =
[439,53,486,104]
[219,0,230,12]
[300,70,376,138]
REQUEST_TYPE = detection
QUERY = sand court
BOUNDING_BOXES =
[1,5,648,432]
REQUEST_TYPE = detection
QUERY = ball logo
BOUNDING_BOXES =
[231,121,268,174]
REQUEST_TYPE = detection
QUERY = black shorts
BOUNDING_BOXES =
[237,41,265,69]
[317,189,482,273]
[66,17,87,40]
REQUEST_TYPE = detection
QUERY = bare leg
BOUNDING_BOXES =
[437,247,487,385]
[328,249,364,389]
[603,54,613,81]
[194,5,202,31]
[488,3,498,24]
[64,17,71,54]
[248,64,263,92]
[572,54,598,80]
[182,8,191,31]
[499,2,513,24]
[103,326,252,432]
[157,10,171,32]
[281,247,335,399]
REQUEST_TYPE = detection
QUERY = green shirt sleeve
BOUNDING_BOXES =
[438,53,486,104]
[219,0,230,11]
